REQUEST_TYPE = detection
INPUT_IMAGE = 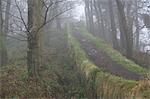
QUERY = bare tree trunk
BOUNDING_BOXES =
[55,0,62,32]
[85,5,90,32]
[116,0,133,59]
[85,0,94,34]
[117,2,126,51]
[0,0,3,66]
[89,0,94,35]
[126,2,134,58]
[85,0,90,32]
[97,1,106,39]
[2,0,11,66]
[135,0,140,50]
[93,0,101,37]
[108,0,119,50]
[27,0,42,78]
[0,0,7,66]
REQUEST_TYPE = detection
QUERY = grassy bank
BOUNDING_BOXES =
[79,27,148,76]
[68,34,150,98]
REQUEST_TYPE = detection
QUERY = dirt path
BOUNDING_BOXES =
[73,32,142,80]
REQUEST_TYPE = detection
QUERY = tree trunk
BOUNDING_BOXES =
[93,0,101,37]
[126,2,134,59]
[55,0,62,32]
[0,0,7,66]
[85,5,90,32]
[97,1,106,40]
[0,0,2,66]
[85,0,94,35]
[27,0,42,78]
[135,0,140,50]
[27,35,40,78]
[117,1,126,51]
[2,0,11,66]
[108,0,119,50]
[89,0,94,35]
[116,0,133,59]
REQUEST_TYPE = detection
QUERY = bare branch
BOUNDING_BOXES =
[15,0,31,36]
[36,6,74,33]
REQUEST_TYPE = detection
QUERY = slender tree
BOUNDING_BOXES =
[55,0,62,32]
[108,0,119,49]
[0,0,7,66]
[135,0,140,50]
[2,0,11,66]
[84,0,94,34]
[97,0,106,39]
[0,0,2,66]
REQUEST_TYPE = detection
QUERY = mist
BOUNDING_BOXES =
[0,0,150,98]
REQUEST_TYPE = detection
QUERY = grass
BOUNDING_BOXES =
[0,62,53,98]
[0,59,88,98]
[79,27,148,75]
[68,33,150,98]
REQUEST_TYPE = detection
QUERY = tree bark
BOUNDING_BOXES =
[0,0,3,66]
[0,0,7,66]
[135,0,140,50]
[55,0,62,32]
[27,0,43,78]
[97,1,106,40]
[93,0,101,37]
[108,0,119,50]
[85,0,94,35]
[89,0,94,35]
[116,0,133,59]
[2,0,11,66]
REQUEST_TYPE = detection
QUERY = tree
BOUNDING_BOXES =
[84,0,94,35]
[0,0,2,66]
[55,0,62,32]
[14,0,73,78]
[108,0,119,49]
[135,0,140,50]
[116,0,133,59]
[93,0,105,38]
[26,0,43,78]
[97,0,106,39]
[2,0,11,66]
[0,0,8,66]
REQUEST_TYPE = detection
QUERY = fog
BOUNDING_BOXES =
[0,0,150,98]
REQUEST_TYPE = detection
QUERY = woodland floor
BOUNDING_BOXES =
[73,32,142,80]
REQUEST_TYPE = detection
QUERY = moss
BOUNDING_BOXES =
[68,33,149,98]
[79,27,148,75]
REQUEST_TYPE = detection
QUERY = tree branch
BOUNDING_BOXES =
[36,6,74,33]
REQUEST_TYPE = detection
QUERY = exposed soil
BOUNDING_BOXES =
[73,32,142,80]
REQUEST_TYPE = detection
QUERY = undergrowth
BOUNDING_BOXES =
[0,30,87,98]
[0,57,87,98]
